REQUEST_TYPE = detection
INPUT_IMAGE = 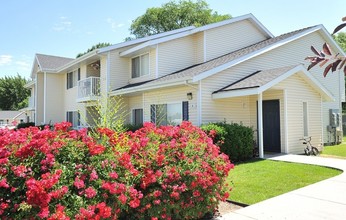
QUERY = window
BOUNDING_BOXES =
[132,54,149,78]
[303,102,308,136]
[66,68,80,89]
[150,101,189,126]
[66,111,80,128]
[132,109,143,126]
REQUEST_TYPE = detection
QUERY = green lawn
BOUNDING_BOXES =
[321,137,346,158]
[227,159,341,205]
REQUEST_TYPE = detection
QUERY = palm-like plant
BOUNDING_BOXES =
[305,16,346,76]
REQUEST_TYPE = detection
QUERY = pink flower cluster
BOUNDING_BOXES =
[0,121,233,219]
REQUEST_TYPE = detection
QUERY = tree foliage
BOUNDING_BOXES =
[305,16,346,76]
[129,0,231,39]
[76,42,111,58]
[334,32,346,52]
[0,75,30,110]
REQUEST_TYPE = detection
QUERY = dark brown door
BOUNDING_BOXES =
[262,100,281,153]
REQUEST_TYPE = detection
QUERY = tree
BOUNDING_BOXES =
[129,0,231,39]
[76,42,111,58]
[0,75,30,110]
[305,16,346,76]
[334,32,346,52]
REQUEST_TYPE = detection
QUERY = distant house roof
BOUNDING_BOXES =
[36,54,74,72]
[0,111,26,120]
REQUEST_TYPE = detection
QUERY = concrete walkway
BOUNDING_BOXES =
[217,154,346,220]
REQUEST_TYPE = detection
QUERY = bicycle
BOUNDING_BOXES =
[300,136,319,156]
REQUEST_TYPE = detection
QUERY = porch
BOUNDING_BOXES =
[77,77,101,103]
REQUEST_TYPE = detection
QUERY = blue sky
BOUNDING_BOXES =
[0,0,345,79]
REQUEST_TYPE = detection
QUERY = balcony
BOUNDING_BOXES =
[77,77,101,103]
[28,96,35,110]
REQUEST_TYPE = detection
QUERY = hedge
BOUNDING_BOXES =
[201,122,254,162]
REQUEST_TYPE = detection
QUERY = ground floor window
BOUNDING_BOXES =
[132,109,143,126]
[66,111,80,128]
[150,101,189,126]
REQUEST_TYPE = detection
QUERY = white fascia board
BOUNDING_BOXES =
[109,80,187,96]
[56,50,98,72]
[212,65,334,101]
[24,80,36,88]
[258,65,303,93]
[212,88,259,99]
[317,24,346,56]
[120,30,195,57]
[192,13,273,38]
[99,26,195,54]
[192,26,321,82]
[298,67,335,101]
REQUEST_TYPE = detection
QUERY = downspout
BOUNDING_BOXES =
[198,81,202,126]
[258,92,264,158]
[106,52,111,95]
[44,72,47,124]
[34,77,37,124]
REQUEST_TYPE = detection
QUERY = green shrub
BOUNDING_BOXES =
[124,123,143,132]
[16,122,35,129]
[201,122,253,162]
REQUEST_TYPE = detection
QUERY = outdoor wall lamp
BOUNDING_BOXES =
[187,92,193,100]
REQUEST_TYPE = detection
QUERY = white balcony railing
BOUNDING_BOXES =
[28,96,35,109]
[77,77,100,102]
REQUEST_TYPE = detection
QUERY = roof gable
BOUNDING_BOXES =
[212,65,333,101]
[35,54,74,72]
[118,14,273,57]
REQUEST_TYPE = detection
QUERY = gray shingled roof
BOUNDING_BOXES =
[213,65,298,93]
[114,26,316,91]
[36,54,74,71]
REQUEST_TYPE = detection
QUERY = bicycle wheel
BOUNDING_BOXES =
[304,148,310,156]
[311,147,319,156]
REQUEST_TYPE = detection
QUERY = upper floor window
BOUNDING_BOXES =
[132,53,149,78]
[67,68,80,89]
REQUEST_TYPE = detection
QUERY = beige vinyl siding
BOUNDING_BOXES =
[274,74,322,154]
[100,55,107,95]
[36,73,44,124]
[201,31,342,144]
[201,95,251,126]
[205,20,268,61]
[142,86,198,125]
[45,74,64,124]
[108,49,130,91]
[193,32,204,64]
[158,36,195,77]
[127,95,144,124]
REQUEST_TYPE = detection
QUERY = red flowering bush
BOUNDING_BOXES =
[0,121,232,219]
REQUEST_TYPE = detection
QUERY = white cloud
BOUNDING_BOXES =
[107,18,124,32]
[15,61,30,68]
[0,55,12,66]
[52,16,72,32]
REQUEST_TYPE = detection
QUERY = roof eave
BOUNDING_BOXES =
[109,79,190,96]
[192,26,322,82]
[56,50,98,72]
[212,65,334,101]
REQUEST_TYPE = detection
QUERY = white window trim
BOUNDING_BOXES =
[303,101,309,137]
[131,52,150,79]
[150,102,183,125]
[67,68,80,89]
[131,108,144,125]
